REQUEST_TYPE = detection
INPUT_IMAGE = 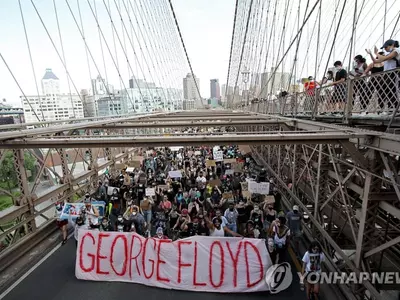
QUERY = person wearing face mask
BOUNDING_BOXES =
[250,204,264,231]
[263,202,276,231]
[115,214,125,232]
[128,206,146,235]
[330,61,348,112]
[82,198,99,228]
[196,172,206,195]
[154,226,169,239]
[100,217,113,232]
[301,241,325,300]
[110,188,121,215]
[224,202,238,234]
[269,213,290,264]
[286,205,303,257]
[366,40,400,113]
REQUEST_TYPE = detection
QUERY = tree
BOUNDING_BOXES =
[0,151,37,190]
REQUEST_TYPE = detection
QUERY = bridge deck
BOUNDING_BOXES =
[0,239,304,300]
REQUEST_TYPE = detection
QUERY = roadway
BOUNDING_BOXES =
[0,237,305,300]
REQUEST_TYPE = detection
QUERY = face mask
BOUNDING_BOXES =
[229,207,234,211]
[268,206,273,210]
[254,207,259,212]
[157,233,163,238]
[312,248,319,254]
[118,217,123,222]
[293,210,298,214]
[113,192,117,195]
[102,222,108,227]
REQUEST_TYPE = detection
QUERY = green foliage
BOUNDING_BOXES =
[0,192,20,211]
[0,151,37,190]
[0,194,13,211]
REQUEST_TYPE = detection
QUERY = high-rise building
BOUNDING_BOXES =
[41,68,60,95]
[183,73,201,108]
[210,79,220,99]
[21,69,84,123]
[260,68,291,98]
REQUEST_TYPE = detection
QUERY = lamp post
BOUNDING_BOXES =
[241,68,250,107]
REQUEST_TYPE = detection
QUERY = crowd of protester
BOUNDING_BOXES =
[56,144,307,263]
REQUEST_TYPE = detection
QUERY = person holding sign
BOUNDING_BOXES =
[204,211,242,237]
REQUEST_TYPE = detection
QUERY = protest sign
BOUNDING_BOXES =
[213,151,223,162]
[145,188,156,197]
[60,201,105,220]
[76,230,271,293]
[248,181,270,195]
[168,171,182,178]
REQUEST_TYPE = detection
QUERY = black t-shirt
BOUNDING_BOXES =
[187,223,207,236]
[335,69,347,82]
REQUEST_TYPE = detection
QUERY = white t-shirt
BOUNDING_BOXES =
[302,251,325,273]
[383,48,400,71]
[196,176,206,189]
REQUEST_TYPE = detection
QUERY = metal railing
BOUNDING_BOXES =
[244,68,400,121]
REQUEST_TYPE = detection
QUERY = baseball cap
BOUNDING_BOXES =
[293,205,299,211]
[381,39,395,49]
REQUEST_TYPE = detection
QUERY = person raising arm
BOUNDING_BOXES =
[204,211,242,237]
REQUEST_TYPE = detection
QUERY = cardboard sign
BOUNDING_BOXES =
[239,145,251,154]
[145,188,156,196]
[225,169,234,175]
[170,147,183,152]
[206,160,216,167]
[158,185,169,192]
[222,192,233,200]
[168,171,182,178]
[208,179,222,187]
[241,182,248,192]
[115,163,125,170]
[195,151,201,156]
[224,159,236,164]
[234,162,244,172]
[76,230,271,292]
[264,195,275,204]
[242,191,251,199]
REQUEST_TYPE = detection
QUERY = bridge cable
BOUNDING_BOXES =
[0,53,41,122]
[53,0,77,118]
[231,0,254,108]
[225,0,240,108]
[167,0,203,107]
[18,0,45,123]
[259,0,320,98]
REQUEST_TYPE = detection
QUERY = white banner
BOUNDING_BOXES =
[76,230,271,293]
[248,181,270,195]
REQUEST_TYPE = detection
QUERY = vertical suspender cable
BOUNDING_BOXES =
[348,0,358,71]
[18,0,44,122]
[168,0,203,107]
[225,0,239,109]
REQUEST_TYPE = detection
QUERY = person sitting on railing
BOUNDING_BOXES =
[329,61,348,113]
[362,51,384,114]
[366,39,400,114]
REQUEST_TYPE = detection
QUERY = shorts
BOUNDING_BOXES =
[56,219,68,228]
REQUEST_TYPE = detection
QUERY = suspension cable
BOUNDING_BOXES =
[225,0,239,108]
[167,0,203,106]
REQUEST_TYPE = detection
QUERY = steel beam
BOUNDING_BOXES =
[86,120,287,129]
[0,133,365,149]
[0,112,172,140]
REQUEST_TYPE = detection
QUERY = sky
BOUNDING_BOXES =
[0,0,235,107]
[1,0,399,107]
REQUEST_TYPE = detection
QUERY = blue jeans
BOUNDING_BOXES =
[143,210,152,224]
[226,223,237,234]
